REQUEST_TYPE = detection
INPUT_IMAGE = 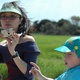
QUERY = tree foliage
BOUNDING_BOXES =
[33,16,80,35]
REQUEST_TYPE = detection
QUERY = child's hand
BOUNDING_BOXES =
[29,62,42,79]
[30,62,54,80]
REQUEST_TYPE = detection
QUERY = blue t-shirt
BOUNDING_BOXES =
[0,41,40,80]
[55,65,80,80]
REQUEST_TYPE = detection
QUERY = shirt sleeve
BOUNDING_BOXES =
[0,54,4,63]
[18,41,40,80]
[0,46,4,63]
[55,73,65,80]
[24,52,39,80]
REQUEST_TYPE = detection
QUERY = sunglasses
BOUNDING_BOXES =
[0,15,20,20]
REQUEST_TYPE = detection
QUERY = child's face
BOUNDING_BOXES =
[64,52,80,69]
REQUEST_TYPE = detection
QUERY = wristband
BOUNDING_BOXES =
[12,51,19,58]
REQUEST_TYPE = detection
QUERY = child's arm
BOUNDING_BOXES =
[29,62,54,80]
[39,74,54,80]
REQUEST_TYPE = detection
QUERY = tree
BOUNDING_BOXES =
[57,19,71,27]
[37,19,52,32]
[71,16,80,27]
[33,20,39,32]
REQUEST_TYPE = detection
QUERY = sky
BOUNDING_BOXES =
[0,0,80,22]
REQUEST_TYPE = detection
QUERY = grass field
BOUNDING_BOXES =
[0,33,71,80]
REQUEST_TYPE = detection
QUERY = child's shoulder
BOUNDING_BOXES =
[25,35,35,41]
[19,35,35,44]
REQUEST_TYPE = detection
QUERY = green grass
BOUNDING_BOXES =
[0,34,71,80]
[33,34,71,79]
[0,64,7,80]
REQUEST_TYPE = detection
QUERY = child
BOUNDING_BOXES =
[30,36,80,80]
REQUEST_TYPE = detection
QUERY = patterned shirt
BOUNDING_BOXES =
[55,65,80,80]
